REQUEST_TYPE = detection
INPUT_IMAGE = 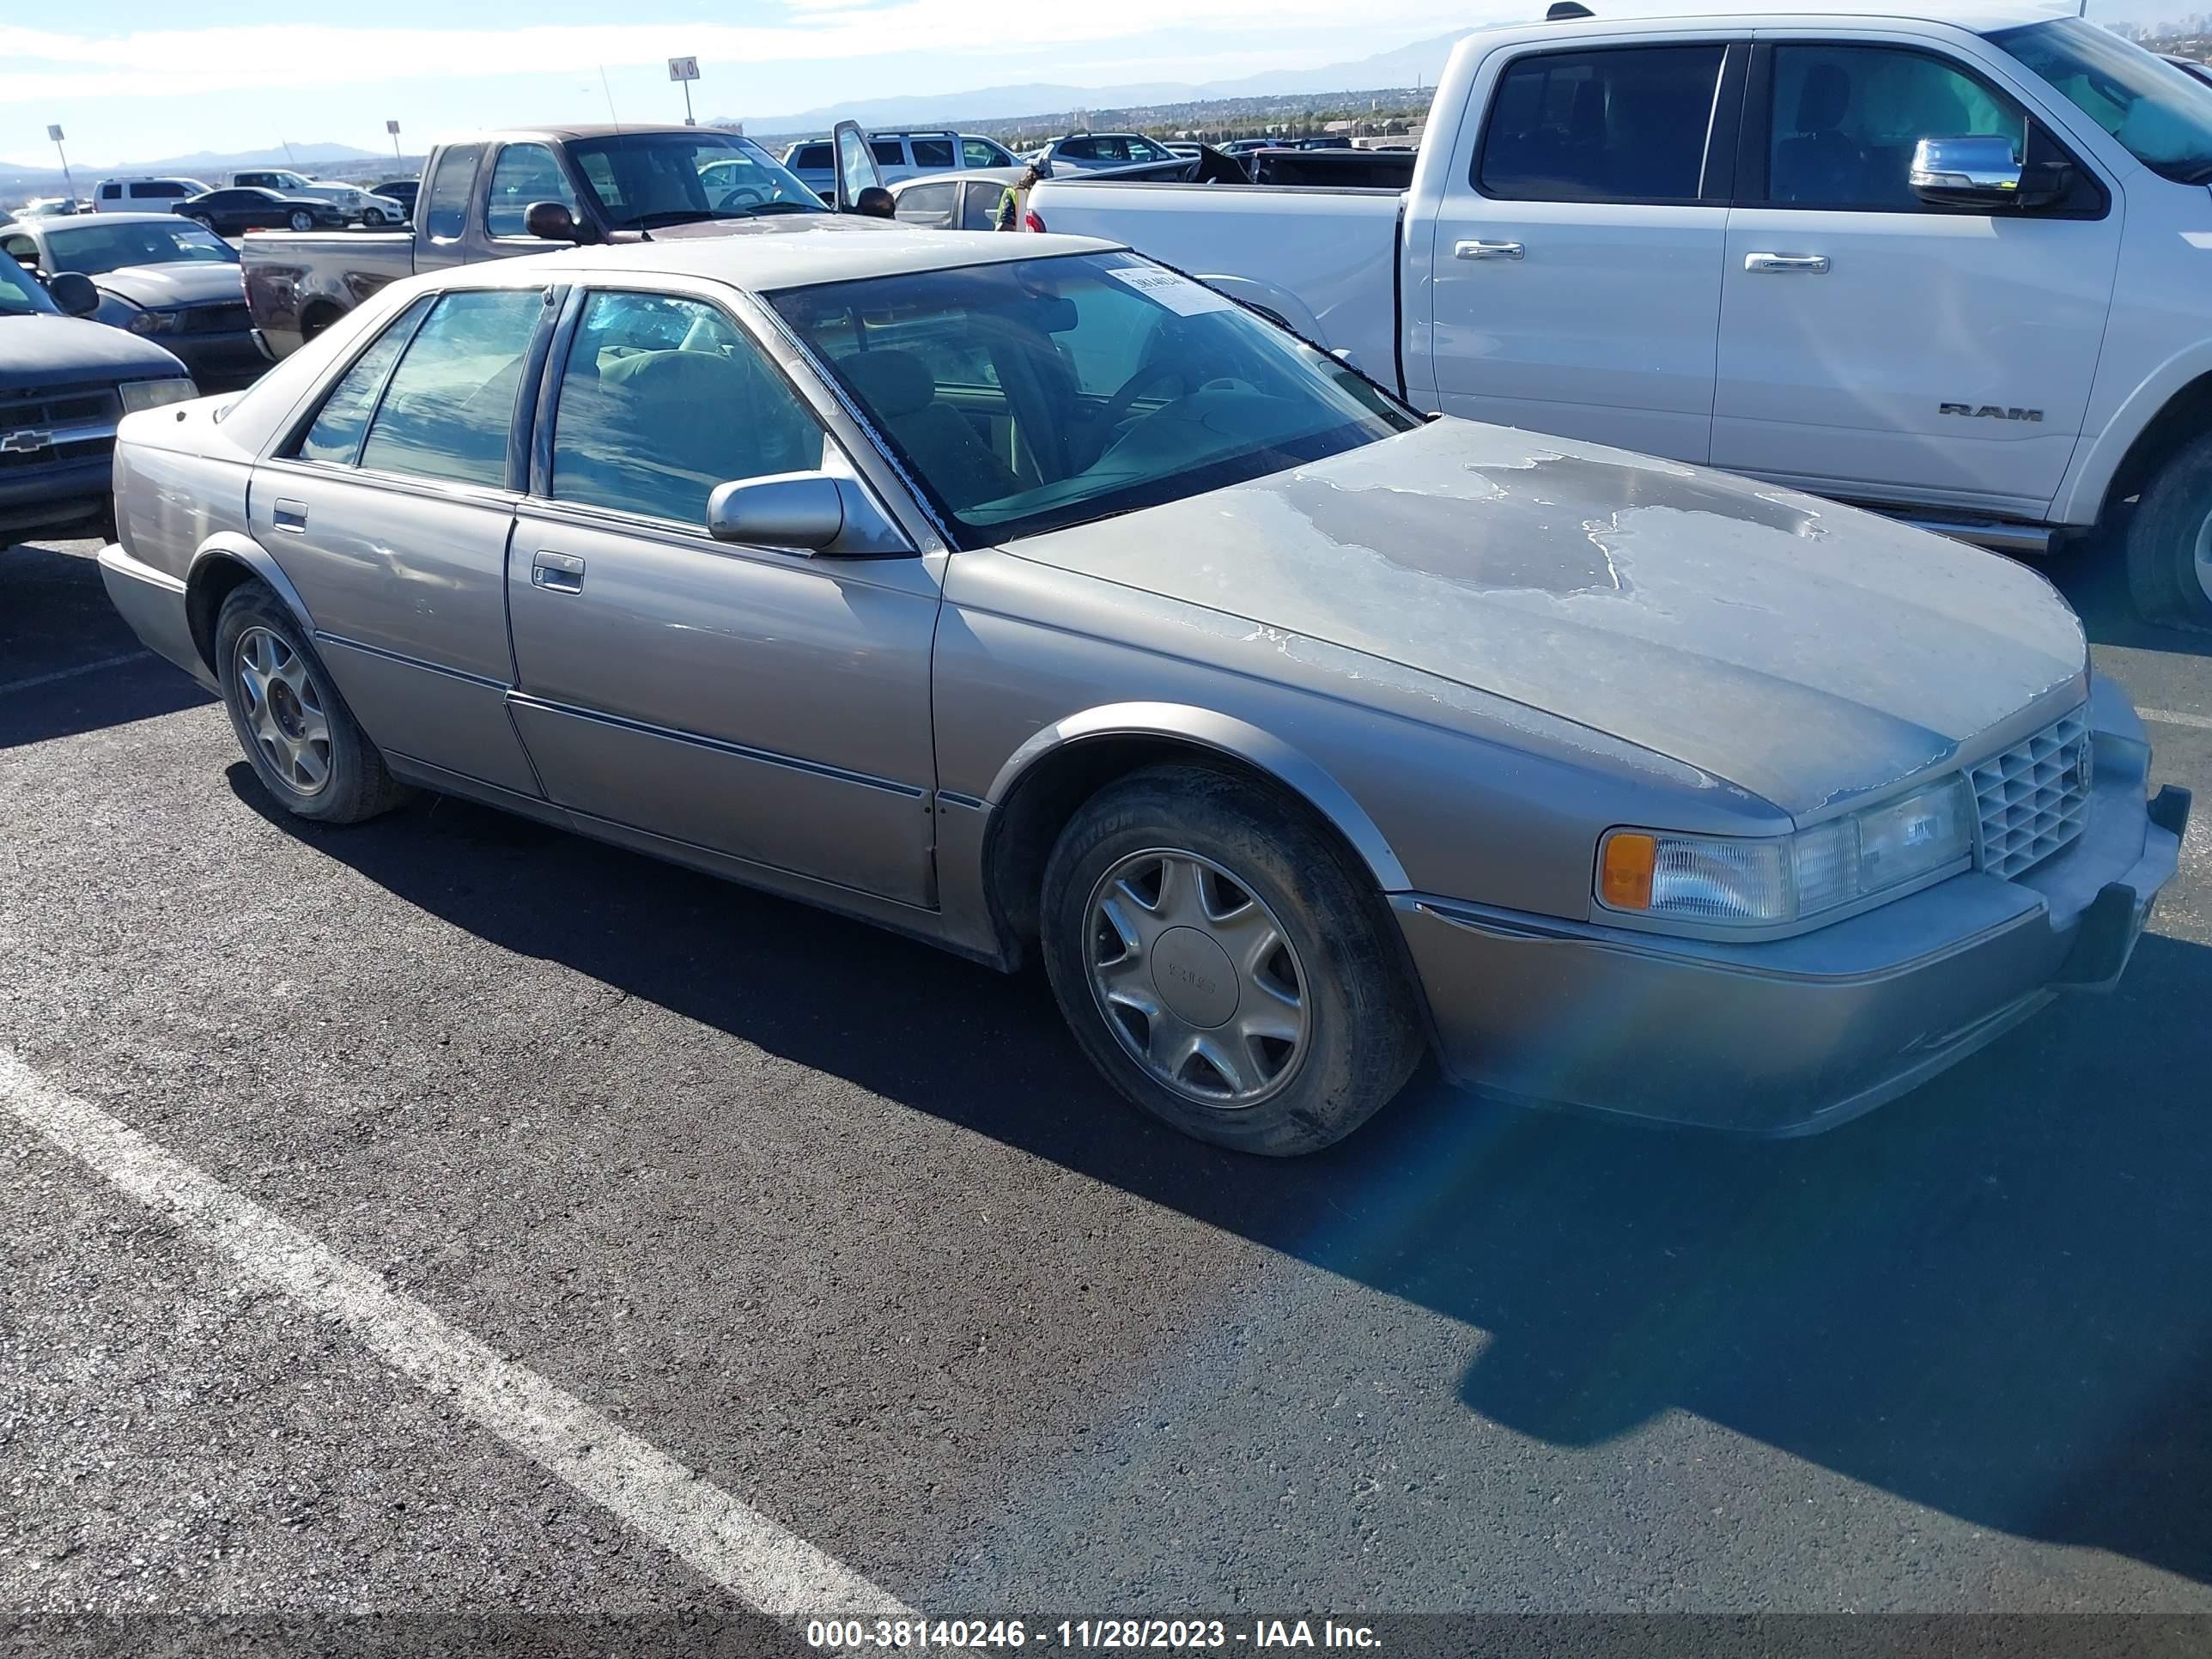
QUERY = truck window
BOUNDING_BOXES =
[358,289,541,487]
[1478,45,1726,203]
[485,143,579,238]
[1766,46,2027,210]
[422,145,481,242]
[910,138,957,169]
[546,291,823,526]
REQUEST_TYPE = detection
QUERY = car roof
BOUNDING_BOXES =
[456,216,1121,293]
[431,124,708,147]
[891,168,1026,191]
[27,212,191,229]
[1468,0,2072,37]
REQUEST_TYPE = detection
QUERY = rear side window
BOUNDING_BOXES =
[871,140,905,166]
[793,143,832,169]
[547,291,823,526]
[358,289,541,487]
[292,296,433,465]
[139,183,188,199]
[422,145,480,241]
[1057,138,1099,161]
[1479,45,1726,203]
[485,143,579,237]
[959,181,1000,229]
[894,183,957,227]
[910,138,956,168]
[1765,45,2028,210]
[100,184,122,201]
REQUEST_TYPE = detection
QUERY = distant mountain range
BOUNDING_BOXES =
[3,143,386,204]
[744,30,1474,137]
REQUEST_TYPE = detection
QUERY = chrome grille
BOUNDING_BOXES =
[1972,707,2092,879]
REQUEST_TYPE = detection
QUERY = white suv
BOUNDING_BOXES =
[781,131,1020,201]
[91,179,210,213]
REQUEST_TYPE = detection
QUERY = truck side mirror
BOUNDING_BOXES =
[1911,135,2033,210]
[525,200,581,242]
[47,270,99,316]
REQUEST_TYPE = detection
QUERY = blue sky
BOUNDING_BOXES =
[2,0,2176,167]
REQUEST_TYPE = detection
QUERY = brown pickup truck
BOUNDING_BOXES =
[243,121,885,357]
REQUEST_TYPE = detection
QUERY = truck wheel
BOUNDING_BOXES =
[1039,763,1425,1156]
[288,209,314,232]
[2124,431,2212,629]
[216,583,410,824]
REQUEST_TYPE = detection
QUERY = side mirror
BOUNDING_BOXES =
[706,471,913,557]
[48,270,99,316]
[854,185,896,220]
[524,200,580,242]
[1911,135,2032,209]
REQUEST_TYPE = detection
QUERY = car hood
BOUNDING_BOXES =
[0,313,188,391]
[1008,420,2088,817]
[94,262,244,308]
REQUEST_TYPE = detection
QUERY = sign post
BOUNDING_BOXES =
[386,118,403,164]
[46,125,76,204]
[667,56,700,126]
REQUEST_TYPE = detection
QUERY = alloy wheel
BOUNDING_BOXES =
[234,626,331,797]
[1083,848,1310,1109]
[2194,507,2212,610]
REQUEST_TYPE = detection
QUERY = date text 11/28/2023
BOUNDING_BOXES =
[805,1619,1382,1650]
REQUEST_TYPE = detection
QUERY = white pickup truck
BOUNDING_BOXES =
[1030,5,2212,626]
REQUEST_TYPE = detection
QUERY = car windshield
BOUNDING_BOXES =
[1991,17,2212,184]
[0,253,57,316]
[770,252,1419,548]
[565,132,827,228]
[43,222,238,274]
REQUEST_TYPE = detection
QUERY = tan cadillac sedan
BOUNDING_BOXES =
[97,220,2188,1154]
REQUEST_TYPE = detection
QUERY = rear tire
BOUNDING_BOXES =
[2123,431,2212,629]
[216,583,410,824]
[190,214,216,233]
[1040,763,1425,1156]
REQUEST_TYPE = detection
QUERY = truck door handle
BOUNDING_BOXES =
[1744,252,1830,274]
[531,550,586,593]
[272,499,308,532]
[1454,240,1525,261]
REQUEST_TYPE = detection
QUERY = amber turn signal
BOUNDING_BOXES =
[1600,832,1656,910]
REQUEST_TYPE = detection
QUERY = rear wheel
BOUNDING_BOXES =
[216,583,409,824]
[287,209,313,232]
[1040,763,1425,1156]
[189,214,216,232]
[2124,431,2212,629]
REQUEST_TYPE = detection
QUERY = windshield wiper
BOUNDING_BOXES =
[620,209,724,229]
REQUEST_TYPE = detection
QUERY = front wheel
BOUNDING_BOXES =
[2124,431,2212,629]
[216,583,410,824]
[287,209,314,232]
[361,207,386,227]
[1040,763,1425,1156]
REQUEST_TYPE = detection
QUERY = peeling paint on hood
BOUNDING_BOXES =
[1007,420,2088,817]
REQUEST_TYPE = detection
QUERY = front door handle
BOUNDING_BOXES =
[1744,252,1831,274]
[1455,240,1525,261]
[272,498,308,532]
[531,550,586,593]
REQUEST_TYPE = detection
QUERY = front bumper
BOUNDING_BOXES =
[0,453,113,538]
[1397,681,2190,1136]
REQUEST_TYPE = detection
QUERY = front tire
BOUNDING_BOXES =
[2124,431,2212,629]
[288,209,314,232]
[1040,763,1425,1156]
[216,583,409,824]
[362,207,386,227]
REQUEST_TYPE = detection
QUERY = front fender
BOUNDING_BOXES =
[183,532,317,675]
[2054,338,2212,525]
[985,700,1413,893]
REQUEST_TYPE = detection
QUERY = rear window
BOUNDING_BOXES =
[1478,44,1726,203]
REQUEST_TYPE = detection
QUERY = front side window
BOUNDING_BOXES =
[0,252,55,316]
[43,221,236,275]
[548,291,824,526]
[1479,45,1726,203]
[357,289,542,486]
[1991,17,2212,184]
[1767,46,2027,209]
[894,183,957,227]
[423,145,480,240]
[963,138,1007,168]
[771,252,1418,547]
[1057,138,1100,161]
[292,296,433,465]
[910,139,956,169]
[485,143,579,238]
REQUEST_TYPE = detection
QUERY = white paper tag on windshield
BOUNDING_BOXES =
[1105,265,1236,316]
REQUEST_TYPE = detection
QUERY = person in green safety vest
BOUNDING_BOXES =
[994,161,1051,231]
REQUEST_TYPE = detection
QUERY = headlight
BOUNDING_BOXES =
[125,307,179,335]
[1597,776,1975,928]
[118,377,198,413]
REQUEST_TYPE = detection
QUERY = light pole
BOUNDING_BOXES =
[46,125,76,204]
[386,119,403,165]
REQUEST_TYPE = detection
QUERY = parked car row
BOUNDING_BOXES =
[781,129,1020,200]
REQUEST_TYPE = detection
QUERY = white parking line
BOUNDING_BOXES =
[0,652,154,697]
[2142,707,2212,732]
[0,1050,912,1620]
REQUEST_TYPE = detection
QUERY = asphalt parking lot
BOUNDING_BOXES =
[3,527,2209,1637]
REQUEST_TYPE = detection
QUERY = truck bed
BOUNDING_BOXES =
[1028,180,1405,387]
[240,230,416,356]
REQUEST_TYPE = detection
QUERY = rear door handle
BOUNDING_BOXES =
[531,550,586,593]
[1454,240,1525,261]
[272,498,308,532]
[1744,252,1830,274]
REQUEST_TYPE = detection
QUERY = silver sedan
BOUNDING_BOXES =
[96,223,2189,1153]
